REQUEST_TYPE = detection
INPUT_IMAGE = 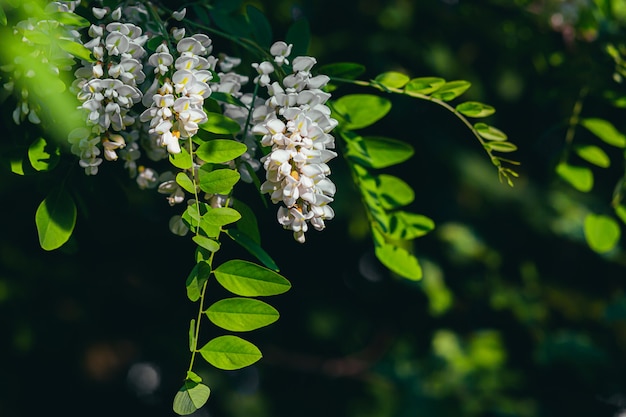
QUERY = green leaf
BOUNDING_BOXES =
[186,261,212,302]
[169,147,193,169]
[404,77,446,95]
[574,145,611,168]
[377,174,415,209]
[57,39,93,62]
[355,136,414,169]
[200,112,241,135]
[332,94,392,130]
[581,118,626,148]
[192,235,221,252]
[484,141,517,153]
[35,186,77,251]
[430,80,471,101]
[173,379,210,415]
[286,17,310,57]
[246,5,272,47]
[584,214,621,253]
[198,167,240,194]
[232,199,261,244]
[615,205,626,225]
[474,123,508,141]
[225,229,279,271]
[375,71,410,89]
[210,9,250,38]
[202,207,241,227]
[316,62,366,80]
[199,335,262,370]
[176,172,196,194]
[189,319,196,352]
[214,259,291,296]
[556,162,594,192]
[206,298,279,331]
[196,139,247,163]
[388,211,436,240]
[375,242,422,280]
[28,137,60,172]
[50,11,91,28]
[456,101,496,118]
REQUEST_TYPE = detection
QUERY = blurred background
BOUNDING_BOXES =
[2,0,626,416]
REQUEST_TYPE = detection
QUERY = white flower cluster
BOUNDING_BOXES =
[252,46,338,243]
[70,7,148,174]
[140,34,215,155]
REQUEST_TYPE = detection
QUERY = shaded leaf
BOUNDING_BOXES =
[286,17,310,57]
[246,5,272,47]
[317,62,366,80]
[214,259,290,296]
[186,261,211,302]
[35,186,76,251]
[584,214,621,253]
[199,335,262,370]
[206,297,279,331]
[225,229,279,271]
[173,379,210,416]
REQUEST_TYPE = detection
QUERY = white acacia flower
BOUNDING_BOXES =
[270,41,292,66]
[173,8,187,21]
[252,61,274,86]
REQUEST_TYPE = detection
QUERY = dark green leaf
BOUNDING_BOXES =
[232,199,261,244]
[35,186,76,251]
[186,261,212,302]
[246,5,272,47]
[214,259,290,296]
[317,62,366,80]
[286,17,310,57]
[206,297,279,331]
[210,92,248,108]
[199,335,262,370]
[225,228,279,271]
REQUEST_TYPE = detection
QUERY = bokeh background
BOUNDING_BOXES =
[2,0,626,416]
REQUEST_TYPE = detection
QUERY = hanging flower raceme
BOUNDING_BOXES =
[252,42,338,243]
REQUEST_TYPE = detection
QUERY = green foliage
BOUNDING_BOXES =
[35,185,76,251]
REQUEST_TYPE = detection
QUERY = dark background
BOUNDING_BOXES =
[2,1,626,416]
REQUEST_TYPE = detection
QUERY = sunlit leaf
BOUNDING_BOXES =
[475,123,508,141]
[375,242,422,280]
[206,298,279,331]
[375,71,410,89]
[404,77,446,95]
[192,235,220,252]
[189,319,196,352]
[556,162,594,192]
[574,145,611,168]
[58,39,93,62]
[332,94,392,130]
[484,141,517,153]
[388,211,436,240]
[200,113,241,135]
[581,118,626,148]
[28,137,60,172]
[176,172,196,194]
[377,174,415,209]
[199,335,262,370]
[357,136,414,168]
[0,5,6,26]
[616,205,626,225]
[431,80,471,101]
[198,167,240,194]
[50,11,90,27]
[201,207,241,227]
[584,214,621,253]
[456,101,496,118]
[35,186,76,251]
[173,379,210,415]
[196,139,247,164]
[169,148,193,169]
[214,259,291,296]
